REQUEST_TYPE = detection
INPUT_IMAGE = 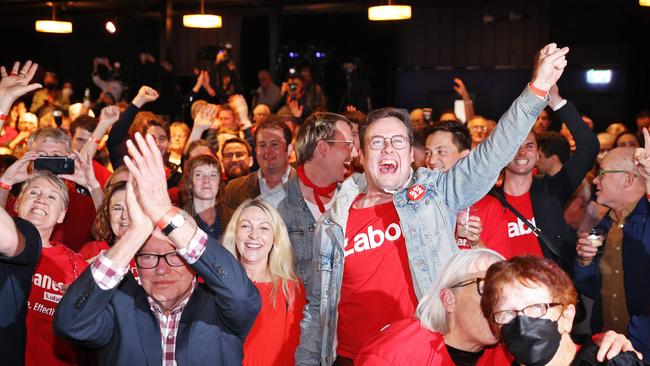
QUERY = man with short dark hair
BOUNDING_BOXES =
[221,137,253,180]
[475,86,598,271]
[536,131,570,176]
[221,119,295,222]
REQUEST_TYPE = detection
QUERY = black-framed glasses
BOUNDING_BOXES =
[451,277,485,296]
[367,135,410,150]
[598,168,637,179]
[326,139,354,150]
[492,302,562,325]
[135,252,186,269]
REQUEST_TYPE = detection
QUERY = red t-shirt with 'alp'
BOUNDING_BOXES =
[26,242,89,366]
[337,198,418,359]
[474,192,544,259]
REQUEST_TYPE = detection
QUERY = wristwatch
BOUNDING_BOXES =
[157,207,185,236]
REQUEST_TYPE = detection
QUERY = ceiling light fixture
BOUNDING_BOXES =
[368,0,412,21]
[640,0,650,6]
[183,0,222,28]
[35,2,72,34]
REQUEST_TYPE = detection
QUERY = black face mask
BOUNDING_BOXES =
[501,316,561,366]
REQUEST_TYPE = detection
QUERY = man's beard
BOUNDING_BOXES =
[225,164,249,180]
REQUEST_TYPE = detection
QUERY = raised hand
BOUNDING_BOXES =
[288,98,303,118]
[125,175,154,236]
[453,78,470,101]
[122,133,172,223]
[0,61,42,114]
[131,86,159,108]
[194,104,218,131]
[633,127,650,180]
[531,43,570,91]
[99,105,120,126]
[229,94,249,122]
[0,151,39,186]
[59,150,100,191]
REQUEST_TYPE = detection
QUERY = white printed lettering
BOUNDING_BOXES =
[344,223,403,257]
[507,217,536,238]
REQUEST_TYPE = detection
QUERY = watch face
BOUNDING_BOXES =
[171,214,184,228]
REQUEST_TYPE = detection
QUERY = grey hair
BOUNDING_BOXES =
[415,248,505,334]
[18,170,69,209]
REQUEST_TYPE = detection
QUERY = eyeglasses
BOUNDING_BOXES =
[367,135,410,150]
[492,302,562,325]
[469,125,488,132]
[451,277,484,296]
[326,139,354,150]
[598,168,637,179]
[223,151,248,160]
[135,252,186,269]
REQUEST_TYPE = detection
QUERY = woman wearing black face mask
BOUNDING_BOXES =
[481,256,643,366]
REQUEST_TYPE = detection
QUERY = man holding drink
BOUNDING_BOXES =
[574,131,650,360]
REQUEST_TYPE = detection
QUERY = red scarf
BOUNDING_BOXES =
[297,165,337,213]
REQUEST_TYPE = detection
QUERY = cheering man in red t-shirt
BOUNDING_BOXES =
[474,84,598,270]
[297,43,572,365]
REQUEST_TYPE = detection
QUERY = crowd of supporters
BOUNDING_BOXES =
[1,41,649,366]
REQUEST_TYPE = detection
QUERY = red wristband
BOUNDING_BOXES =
[0,112,8,121]
[0,181,11,190]
[156,207,179,230]
[647,193,650,201]
[527,82,549,98]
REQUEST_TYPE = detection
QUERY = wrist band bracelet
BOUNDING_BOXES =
[0,181,11,190]
[527,82,549,98]
[88,136,102,145]
[0,112,8,121]
[156,207,179,230]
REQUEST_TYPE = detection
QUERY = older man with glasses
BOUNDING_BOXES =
[54,133,261,366]
[575,130,650,360]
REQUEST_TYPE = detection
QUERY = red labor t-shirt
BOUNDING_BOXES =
[474,192,544,258]
[26,242,89,366]
[337,198,418,359]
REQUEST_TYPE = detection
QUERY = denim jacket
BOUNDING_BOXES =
[275,174,319,290]
[295,87,548,366]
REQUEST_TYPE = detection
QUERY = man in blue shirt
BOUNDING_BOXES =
[575,138,650,360]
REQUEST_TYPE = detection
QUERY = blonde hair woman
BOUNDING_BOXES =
[222,198,305,366]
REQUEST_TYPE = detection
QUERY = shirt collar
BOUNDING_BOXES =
[258,165,291,188]
[147,278,196,317]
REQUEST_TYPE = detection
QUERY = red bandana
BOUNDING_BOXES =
[297,165,337,213]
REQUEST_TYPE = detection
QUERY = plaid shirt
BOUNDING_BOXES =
[91,228,209,365]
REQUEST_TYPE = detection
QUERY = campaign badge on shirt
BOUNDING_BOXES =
[407,184,425,201]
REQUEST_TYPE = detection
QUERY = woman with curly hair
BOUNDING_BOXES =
[222,198,306,366]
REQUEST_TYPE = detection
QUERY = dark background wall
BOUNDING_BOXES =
[1,0,648,131]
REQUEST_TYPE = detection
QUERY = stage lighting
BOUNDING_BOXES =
[586,69,612,85]
[105,20,117,34]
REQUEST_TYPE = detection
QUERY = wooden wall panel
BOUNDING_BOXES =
[399,0,550,69]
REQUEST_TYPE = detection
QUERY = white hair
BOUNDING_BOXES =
[415,248,505,334]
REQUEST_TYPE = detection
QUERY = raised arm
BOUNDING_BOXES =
[547,85,599,201]
[54,176,152,348]
[438,43,569,211]
[453,78,475,121]
[106,86,158,168]
[80,105,120,161]
[0,60,42,130]
[184,103,218,154]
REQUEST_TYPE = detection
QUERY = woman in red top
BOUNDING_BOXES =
[78,180,139,281]
[222,198,306,366]
[15,172,89,366]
